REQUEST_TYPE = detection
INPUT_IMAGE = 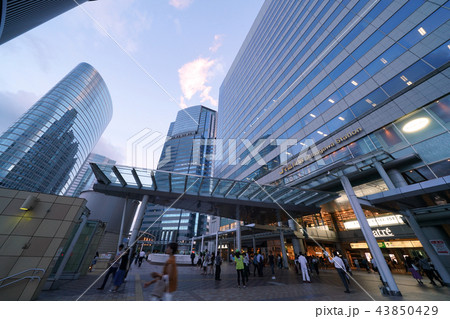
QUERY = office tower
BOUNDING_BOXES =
[0,0,96,45]
[65,153,116,197]
[0,62,113,194]
[216,1,449,270]
[140,105,216,253]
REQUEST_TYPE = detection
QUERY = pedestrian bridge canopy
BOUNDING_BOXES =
[90,164,339,224]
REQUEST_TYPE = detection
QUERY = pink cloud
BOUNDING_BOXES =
[169,0,193,9]
[209,34,224,53]
[178,57,218,107]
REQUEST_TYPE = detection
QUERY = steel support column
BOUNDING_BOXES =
[341,175,401,295]
[129,195,149,247]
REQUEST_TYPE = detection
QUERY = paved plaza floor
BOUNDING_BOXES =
[36,260,450,301]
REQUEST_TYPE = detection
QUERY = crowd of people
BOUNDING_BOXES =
[90,244,445,301]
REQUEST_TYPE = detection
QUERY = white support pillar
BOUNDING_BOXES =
[236,205,241,251]
[340,175,401,295]
[201,235,204,252]
[402,209,450,284]
[191,238,194,252]
[53,213,88,284]
[117,198,128,251]
[129,195,149,248]
[215,232,219,256]
[373,160,395,190]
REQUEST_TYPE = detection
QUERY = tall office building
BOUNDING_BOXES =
[0,0,95,45]
[217,0,450,270]
[140,105,216,253]
[65,152,116,197]
[0,62,113,194]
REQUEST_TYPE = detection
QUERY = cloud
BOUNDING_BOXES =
[92,136,126,164]
[87,1,152,53]
[0,90,39,134]
[178,57,218,107]
[169,0,194,9]
[209,34,224,53]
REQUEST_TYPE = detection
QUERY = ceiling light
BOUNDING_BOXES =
[406,81,412,86]
[310,113,316,118]
[338,116,345,121]
[317,131,324,135]
[418,27,426,36]
[400,75,408,82]
[402,117,430,133]
[328,98,335,103]
[351,80,358,86]
[380,58,388,64]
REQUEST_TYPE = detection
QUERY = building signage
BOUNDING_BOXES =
[430,240,450,255]
[372,227,395,238]
[344,215,404,230]
[279,127,362,175]
[350,240,423,249]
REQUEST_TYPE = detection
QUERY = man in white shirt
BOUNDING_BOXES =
[325,250,350,293]
[138,250,146,267]
[298,253,310,283]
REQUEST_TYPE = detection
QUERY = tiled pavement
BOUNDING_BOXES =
[36,261,450,301]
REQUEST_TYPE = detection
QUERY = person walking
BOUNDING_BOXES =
[268,251,275,279]
[110,249,130,292]
[298,253,311,283]
[215,251,222,281]
[243,252,250,282]
[325,251,350,293]
[97,245,123,290]
[407,257,423,285]
[138,250,145,267]
[190,251,195,266]
[209,252,215,275]
[311,256,319,275]
[152,242,178,300]
[234,250,246,288]
[257,252,264,277]
[419,257,443,286]
[143,272,166,301]
[252,254,258,277]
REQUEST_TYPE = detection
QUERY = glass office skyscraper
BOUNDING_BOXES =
[140,105,216,253]
[216,1,450,269]
[0,62,113,195]
[0,0,95,45]
[65,153,116,197]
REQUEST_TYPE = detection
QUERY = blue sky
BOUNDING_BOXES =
[0,0,263,167]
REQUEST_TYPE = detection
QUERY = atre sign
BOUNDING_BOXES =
[372,227,395,238]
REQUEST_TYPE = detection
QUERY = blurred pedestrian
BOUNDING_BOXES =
[143,272,166,301]
[298,253,310,283]
[234,250,246,288]
[325,250,350,293]
[269,251,275,279]
[215,251,222,281]
[110,249,129,292]
[243,252,250,282]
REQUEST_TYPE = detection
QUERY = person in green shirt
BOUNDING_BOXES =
[234,250,246,288]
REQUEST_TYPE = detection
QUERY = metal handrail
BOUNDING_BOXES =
[0,268,45,289]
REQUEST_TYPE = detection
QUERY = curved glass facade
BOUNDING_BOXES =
[216,0,450,183]
[0,62,113,194]
[0,0,92,45]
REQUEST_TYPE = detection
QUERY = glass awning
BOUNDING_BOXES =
[90,163,339,223]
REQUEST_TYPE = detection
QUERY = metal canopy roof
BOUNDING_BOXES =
[90,163,339,224]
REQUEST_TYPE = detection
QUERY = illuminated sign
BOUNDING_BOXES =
[344,215,404,230]
[279,128,362,175]
[372,227,394,238]
[350,240,423,249]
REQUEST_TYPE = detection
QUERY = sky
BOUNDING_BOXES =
[0,0,264,168]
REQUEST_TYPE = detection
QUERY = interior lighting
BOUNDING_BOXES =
[351,80,358,86]
[338,117,345,121]
[406,81,412,86]
[402,117,430,133]
[310,113,316,118]
[418,27,427,36]
[328,98,335,103]
[400,75,408,82]
[317,131,324,135]
[380,58,388,64]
